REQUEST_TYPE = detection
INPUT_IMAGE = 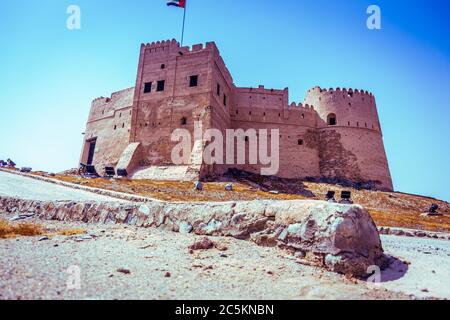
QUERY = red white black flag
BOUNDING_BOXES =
[167,0,186,8]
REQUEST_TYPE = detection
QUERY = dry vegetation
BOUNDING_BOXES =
[0,219,44,239]
[57,228,87,236]
[0,218,86,239]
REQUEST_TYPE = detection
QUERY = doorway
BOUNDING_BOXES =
[86,139,97,165]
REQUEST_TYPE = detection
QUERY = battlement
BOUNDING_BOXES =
[288,102,315,110]
[92,87,135,107]
[142,39,180,50]
[237,86,287,95]
[307,86,374,98]
[142,39,219,55]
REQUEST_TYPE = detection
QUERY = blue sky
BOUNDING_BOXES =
[0,0,449,201]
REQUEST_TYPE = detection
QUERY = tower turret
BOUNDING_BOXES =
[304,86,393,190]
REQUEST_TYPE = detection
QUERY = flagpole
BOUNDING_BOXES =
[181,2,186,46]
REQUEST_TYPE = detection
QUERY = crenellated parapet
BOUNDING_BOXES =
[142,39,180,51]
[89,87,134,122]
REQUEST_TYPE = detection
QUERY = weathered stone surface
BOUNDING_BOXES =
[0,196,386,276]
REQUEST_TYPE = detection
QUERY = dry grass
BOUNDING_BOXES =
[57,228,87,236]
[0,218,87,239]
[0,219,44,239]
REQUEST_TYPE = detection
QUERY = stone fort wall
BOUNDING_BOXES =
[81,40,393,191]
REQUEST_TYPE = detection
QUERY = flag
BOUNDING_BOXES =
[167,0,186,8]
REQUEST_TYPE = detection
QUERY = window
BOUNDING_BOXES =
[244,136,249,142]
[161,64,166,69]
[157,80,165,92]
[327,113,337,126]
[216,84,221,96]
[114,125,117,130]
[144,82,152,93]
[298,139,304,146]
[189,75,198,87]
[301,114,305,119]
[180,117,187,125]
[223,94,227,106]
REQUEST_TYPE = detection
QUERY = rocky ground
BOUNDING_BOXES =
[0,217,448,300]
[0,169,449,300]
[0,217,429,300]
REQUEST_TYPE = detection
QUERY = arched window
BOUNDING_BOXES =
[180,117,187,125]
[327,113,337,126]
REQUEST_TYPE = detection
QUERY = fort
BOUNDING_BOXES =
[80,39,393,191]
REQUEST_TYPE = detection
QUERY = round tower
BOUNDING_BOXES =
[304,86,393,191]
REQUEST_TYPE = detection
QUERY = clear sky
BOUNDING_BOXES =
[0,0,449,201]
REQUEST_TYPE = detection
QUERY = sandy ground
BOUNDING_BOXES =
[0,171,127,202]
[0,218,412,300]
[379,235,450,298]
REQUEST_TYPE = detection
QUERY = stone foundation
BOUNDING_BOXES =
[0,196,387,276]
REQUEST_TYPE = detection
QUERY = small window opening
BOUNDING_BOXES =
[189,75,198,87]
[181,117,187,125]
[298,139,304,145]
[223,94,227,106]
[144,82,152,93]
[161,64,166,69]
[216,84,221,96]
[327,113,337,126]
[157,80,165,92]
